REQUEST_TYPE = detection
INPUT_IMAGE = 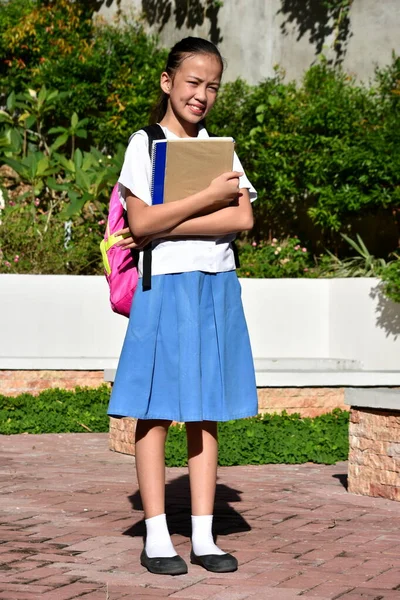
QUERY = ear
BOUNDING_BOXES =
[160,71,172,95]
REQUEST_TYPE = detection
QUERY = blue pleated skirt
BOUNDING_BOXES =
[107,271,258,422]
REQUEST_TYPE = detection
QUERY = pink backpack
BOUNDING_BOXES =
[100,125,166,317]
[100,183,137,317]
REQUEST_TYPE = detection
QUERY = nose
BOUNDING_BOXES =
[194,85,207,103]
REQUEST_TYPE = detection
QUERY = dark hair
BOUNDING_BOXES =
[150,37,224,124]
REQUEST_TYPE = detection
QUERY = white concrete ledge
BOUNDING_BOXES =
[2,276,400,373]
[345,388,400,410]
[104,357,400,388]
[0,358,118,370]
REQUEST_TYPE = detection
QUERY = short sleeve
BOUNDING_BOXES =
[117,130,152,209]
[233,152,257,203]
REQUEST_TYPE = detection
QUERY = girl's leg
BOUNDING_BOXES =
[186,421,224,555]
[135,419,176,558]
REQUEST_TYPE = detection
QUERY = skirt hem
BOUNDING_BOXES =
[107,410,258,422]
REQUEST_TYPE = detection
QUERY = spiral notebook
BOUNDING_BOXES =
[150,137,235,205]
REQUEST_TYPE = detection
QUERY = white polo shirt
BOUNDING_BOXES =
[118,125,257,277]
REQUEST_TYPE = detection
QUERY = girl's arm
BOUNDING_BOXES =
[116,189,253,249]
[159,188,253,237]
[125,171,242,238]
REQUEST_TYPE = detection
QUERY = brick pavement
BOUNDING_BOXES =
[0,434,400,600]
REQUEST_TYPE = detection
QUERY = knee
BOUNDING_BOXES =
[136,419,172,441]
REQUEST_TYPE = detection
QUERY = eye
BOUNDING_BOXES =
[187,81,197,86]
[208,86,219,93]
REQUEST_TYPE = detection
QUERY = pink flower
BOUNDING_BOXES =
[294,245,300,250]
[302,247,307,253]
[252,241,257,247]
[34,199,40,206]
[304,267,309,272]
[14,255,19,263]
[4,261,11,268]
[9,201,15,207]
[98,219,105,225]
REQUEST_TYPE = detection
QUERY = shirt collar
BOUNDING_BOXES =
[159,123,209,139]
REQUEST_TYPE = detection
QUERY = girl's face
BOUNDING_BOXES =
[161,53,222,128]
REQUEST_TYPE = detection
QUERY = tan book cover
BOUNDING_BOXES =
[151,138,235,204]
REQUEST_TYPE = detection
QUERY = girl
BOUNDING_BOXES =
[107,37,258,576]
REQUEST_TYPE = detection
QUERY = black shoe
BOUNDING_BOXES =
[140,549,188,575]
[190,549,238,573]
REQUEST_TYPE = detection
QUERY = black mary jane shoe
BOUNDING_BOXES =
[190,549,238,573]
[140,549,188,576]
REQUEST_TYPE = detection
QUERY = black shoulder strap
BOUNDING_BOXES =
[141,124,166,291]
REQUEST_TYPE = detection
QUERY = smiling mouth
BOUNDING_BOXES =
[188,104,205,115]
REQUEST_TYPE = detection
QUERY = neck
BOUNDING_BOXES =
[159,109,199,138]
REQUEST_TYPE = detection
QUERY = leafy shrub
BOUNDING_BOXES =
[381,258,400,303]
[0,386,111,434]
[210,58,400,258]
[0,386,349,466]
[0,0,167,152]
[317,233,388,278]
[1,0,399,286]
[166,409,349,467]
[237,237,315,278]
[0,84,131,274]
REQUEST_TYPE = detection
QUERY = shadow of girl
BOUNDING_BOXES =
[123,474,251,541]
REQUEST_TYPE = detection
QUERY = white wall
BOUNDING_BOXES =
[1,275,399,372]
[329,278,400,371]
[99,0,400,85]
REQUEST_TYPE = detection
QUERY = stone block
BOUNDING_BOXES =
[348,407,400,502]
[109,417,136,455]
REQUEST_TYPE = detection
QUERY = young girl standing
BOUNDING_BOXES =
[107,37,258,576]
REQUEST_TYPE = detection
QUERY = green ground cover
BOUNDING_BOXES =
[0,386,349,466]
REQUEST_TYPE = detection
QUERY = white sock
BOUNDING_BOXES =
[145,514,177,558]
[191,515,226,556]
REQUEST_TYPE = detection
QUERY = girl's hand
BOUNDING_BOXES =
[115,228,153,249]
[207,171,243,208]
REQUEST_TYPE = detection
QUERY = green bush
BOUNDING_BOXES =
[237,237,315,278]
[0,386,349,466]
[381,258,400,303]
[210,58,400,258]
[0,0,167,151]
[1,0,399,286]
[0,386,111,434]
[166,409,349,467]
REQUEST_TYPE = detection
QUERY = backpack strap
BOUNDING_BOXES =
[208,131,240,269]
[141,124,166,291]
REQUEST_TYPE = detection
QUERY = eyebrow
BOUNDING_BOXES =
[187,75,220,85]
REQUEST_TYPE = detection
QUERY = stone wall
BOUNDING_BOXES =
[98,0,400,85]
[258,387,345,418]
[348,408,400,502]
[0,370,107,396]
[1,370,345,417]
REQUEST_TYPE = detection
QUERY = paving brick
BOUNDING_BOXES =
[40,581,103,599]
[360,569,400,589]
[2,433,400,599]
[169,584,235,598]
[0,593,47,600]
[303,583,356,597]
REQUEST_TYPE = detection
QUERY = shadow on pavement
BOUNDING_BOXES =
[332,473,348,490]
[123,474,251,540]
